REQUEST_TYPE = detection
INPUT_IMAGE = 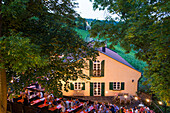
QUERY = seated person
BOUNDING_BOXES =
[98,106,105,113]
[52,97,58,106]
[83,100,89,109]
[75,99,80,105]
[93,101,99,111]
[23,94,29,106]
[7,88,12,99]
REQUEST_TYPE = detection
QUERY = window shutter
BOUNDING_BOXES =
[89,60,93,76]
[101,60,105,77]
[82,82,85,90]
[121,82,125,90]
[70,83,74,90]
[90,82,93,96]
[109,82,113,90]
[101,82,105,96]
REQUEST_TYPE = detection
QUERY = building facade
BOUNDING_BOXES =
[62,47,141,96]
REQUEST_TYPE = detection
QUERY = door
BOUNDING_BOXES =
[93,82,101,96]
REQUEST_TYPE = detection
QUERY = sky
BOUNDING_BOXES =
[74,0,118,20]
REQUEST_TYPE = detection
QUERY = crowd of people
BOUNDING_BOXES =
[7,84,84,112]
[7,83,155,113]
[81,100,153,113]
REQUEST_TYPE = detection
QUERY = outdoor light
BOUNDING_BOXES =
[134,97,138,100]
[105,91,108,94]
[72,82,75,84]
[81,84,83,87]
[10,80,13,83]
[95,89,98,91]
[158,101,163,105]
[146,99,150,102]
[124,95,128,99]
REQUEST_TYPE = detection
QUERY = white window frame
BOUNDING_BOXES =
[93,60,101,77]
[74,82,82,90]
[113,82,121,90]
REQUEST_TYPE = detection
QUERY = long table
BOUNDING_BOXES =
[30,97,45,105]
[48,104,62,111]
[66,102,84,113]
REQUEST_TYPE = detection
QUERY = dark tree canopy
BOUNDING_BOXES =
[0,1,98,112]
[90,0,170,105]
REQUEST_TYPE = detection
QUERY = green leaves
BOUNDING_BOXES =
[91,0,170,106]
[0,32,47,72]
[1,0,98,98]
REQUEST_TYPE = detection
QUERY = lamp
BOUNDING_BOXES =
[158,101,163,105]
[134,97,138,100]
[146,99,150,102]
[124,95,128,99]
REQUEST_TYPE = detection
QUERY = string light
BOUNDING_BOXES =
[146,99,150,102]
[124,95,127,98]
[10,80,13,83]
[158,101,163,105]
[134,97,138,100]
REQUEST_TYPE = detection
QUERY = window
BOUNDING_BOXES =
[93,60,101,77]
[74,82,82,90]
[113,82,121,90]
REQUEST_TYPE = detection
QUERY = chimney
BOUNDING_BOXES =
[102,47,105,52]
[102,43,107,52]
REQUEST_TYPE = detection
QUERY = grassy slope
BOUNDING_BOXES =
[76,28,147,73]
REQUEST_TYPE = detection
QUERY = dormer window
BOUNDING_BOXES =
[93,60,101,77]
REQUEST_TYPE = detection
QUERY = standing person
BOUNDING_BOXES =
[106,107,112,113]
[94,101,99,111]
[133,106,138,113]
[60,101,66,112]
[144,106,150,113]
[109,105,115,113]
[113,104,119,113]
[140,106,145,113]
[120,106,126,113]
[65,99,70,109]
[70,99,74,107]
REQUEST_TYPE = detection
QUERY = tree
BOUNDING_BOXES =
[90,0,169,106]
[0,0,98,112]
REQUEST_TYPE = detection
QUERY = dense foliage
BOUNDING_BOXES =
[90,0,170,106]
[0,0,98,112]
